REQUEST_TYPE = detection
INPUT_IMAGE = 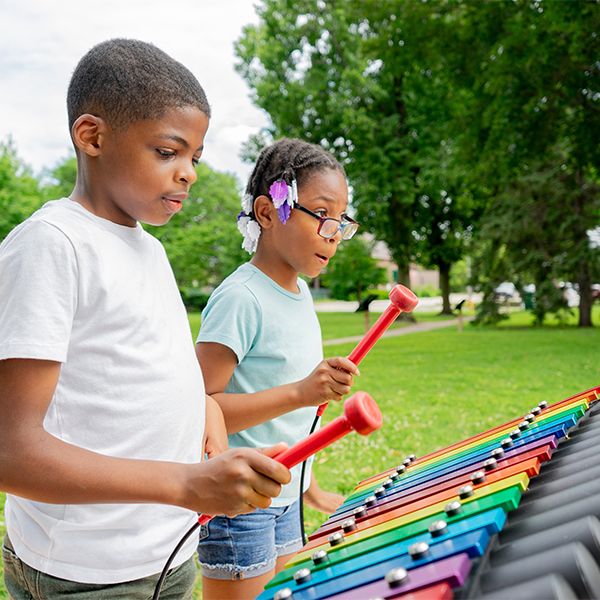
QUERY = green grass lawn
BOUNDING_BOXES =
[1,307,598,598]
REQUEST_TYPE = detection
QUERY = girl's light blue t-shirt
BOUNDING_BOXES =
[197,262,323,506]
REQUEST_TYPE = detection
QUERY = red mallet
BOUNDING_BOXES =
[317,284,418,417]
[198,392,382,525]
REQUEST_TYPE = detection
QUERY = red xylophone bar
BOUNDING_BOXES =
[316,284,418,417]
[198,392,383,525]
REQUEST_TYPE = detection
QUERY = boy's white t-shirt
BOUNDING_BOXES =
[0,199,206,584]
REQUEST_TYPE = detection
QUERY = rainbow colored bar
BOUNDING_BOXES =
[259,386,600,600]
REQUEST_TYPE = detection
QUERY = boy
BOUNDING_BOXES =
[0,39,289,599]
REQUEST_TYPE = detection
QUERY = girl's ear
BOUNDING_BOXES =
[71,114,107,157]
[253,195,276,229]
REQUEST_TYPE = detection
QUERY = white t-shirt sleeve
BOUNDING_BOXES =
[0,220,78,362]
[196,283,261,363]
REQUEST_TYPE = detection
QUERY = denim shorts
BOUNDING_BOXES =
[197,500,303,580]
[2,534,196,599]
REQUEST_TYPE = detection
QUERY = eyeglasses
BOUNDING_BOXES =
[294,203,359,240]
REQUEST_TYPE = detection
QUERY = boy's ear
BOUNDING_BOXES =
[253,195,276,229]
[71,114,107,157]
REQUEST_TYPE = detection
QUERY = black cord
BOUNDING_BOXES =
[298,411,321,545]
[155,408,320,597]
[152,521,200,600]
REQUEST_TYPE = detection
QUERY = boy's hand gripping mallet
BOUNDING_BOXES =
[197,391,382,525]
[316,284,418,417]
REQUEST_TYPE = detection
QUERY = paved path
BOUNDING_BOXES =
[323,316,475,347]
[315,294,481,314]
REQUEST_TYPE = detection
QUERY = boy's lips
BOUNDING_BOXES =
[162,193,187,213]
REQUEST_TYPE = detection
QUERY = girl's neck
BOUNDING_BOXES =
[250,248,300,293]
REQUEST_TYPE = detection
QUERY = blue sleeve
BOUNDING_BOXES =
[196,282,261,363]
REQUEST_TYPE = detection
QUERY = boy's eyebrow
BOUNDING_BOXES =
[157,134,204,152]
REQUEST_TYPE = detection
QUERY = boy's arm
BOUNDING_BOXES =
[197,342,359,434]
[0,358,290,516]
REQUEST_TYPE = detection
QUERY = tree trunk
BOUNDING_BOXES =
[391,252,415,321]
[577,263,593,327]
[438,260,453,315]
[573,174,594,327]
[394,261,411,288]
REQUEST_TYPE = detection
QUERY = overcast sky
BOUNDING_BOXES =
[0,0,270,187]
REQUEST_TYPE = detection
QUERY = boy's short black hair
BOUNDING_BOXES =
[246,138,345,199]
[67,38,210,131]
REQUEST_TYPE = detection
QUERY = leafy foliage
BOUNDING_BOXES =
[236,0,599,326]
[235,1,488,311]
[450,1,600,326]
[0,140,43,242]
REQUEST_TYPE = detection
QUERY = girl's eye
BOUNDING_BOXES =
[156,149,175,159]
[315,210,327,218]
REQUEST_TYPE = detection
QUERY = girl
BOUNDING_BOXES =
[196,138,360,599]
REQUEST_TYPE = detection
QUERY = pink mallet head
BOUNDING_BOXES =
[343,391,383,435]
[389,284,419,312]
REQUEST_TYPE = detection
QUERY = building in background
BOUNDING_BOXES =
[370,236,439,290]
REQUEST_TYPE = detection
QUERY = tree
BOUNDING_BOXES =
[321,236,386,303]
[235,0,480,313]
[0,138,43,242]
[474,155,599,325]
[449,1,600,326]
[42,155,77,200]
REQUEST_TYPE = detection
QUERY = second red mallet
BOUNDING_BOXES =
[317,284,418,417]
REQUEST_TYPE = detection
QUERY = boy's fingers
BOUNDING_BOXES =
[258,442,288,458]
[251,472,284,501]
[252,447,291,485]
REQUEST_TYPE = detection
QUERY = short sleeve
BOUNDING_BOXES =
[0,220,78,362]
[196,282,261,363]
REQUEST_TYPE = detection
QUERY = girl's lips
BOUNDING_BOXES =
[316,253,329,265]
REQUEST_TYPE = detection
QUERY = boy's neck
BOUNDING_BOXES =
[70,177,137,228]
[250,252,300,294]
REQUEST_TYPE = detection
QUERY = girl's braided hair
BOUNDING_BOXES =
[245,138,345,202]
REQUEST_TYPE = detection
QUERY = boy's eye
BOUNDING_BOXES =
[156,148,175,159]
[192,156,200,166]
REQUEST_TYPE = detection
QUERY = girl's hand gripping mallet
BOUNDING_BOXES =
[317,284,418,417]
[198,391,382,525]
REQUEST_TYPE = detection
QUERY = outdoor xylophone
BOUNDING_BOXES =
[259,384,600,600]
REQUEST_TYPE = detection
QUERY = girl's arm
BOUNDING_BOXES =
[204,394,228,458]
[197,342,359,434]
[304,475,344,515]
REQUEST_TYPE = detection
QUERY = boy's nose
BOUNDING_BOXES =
[177,163,197,185]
